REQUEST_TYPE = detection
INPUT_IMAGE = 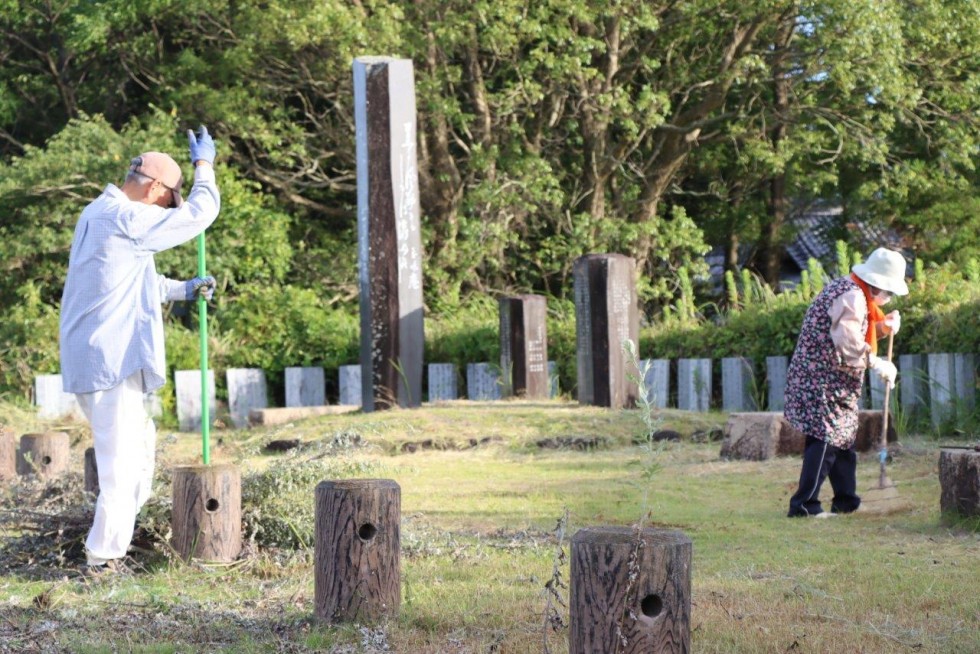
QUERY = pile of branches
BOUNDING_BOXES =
[0,473,170,578]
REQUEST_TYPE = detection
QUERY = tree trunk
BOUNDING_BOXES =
[761,14,795,287]
[315,479,401,623]
[570,526,692,654]
[171,464,242,562]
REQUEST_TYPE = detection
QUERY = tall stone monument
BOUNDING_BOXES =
[573,254,639,409]
[499,295,550,399]
[354,57,424,411]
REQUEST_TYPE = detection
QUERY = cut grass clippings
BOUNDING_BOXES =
[0,400,977,653]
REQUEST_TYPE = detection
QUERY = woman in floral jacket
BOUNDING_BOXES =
[785,248,908,517]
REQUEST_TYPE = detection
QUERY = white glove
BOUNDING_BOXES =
[883,310,901,335]
[869,355,897,389]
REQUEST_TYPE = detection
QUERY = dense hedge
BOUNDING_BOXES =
[2,261,976,416]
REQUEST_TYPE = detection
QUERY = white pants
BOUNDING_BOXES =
[76,371,157,564]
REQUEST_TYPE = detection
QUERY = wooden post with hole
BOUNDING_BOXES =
[17,432,70,480]
[171,464,242,562]
[314,479,400,623]
[570,526,692,654]
[84,446,99,496]
[0,426,15,481]
[939,448,980,518]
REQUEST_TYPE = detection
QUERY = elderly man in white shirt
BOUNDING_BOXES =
[60,127,220,573]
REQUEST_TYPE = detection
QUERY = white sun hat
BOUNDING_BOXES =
[852,247,909,296]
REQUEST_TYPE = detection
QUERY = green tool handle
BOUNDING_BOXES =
[198,232,210,465]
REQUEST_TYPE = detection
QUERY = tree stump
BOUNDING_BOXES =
[0,427,15,481]
[938,448,980,518]
[17,432,69,479]
[84,447,99,496]
[314,479,400,623]
[171,464,242,562]
[570,527,692,654]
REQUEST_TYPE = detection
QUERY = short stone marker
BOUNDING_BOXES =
[175,369,216,432]
[570,526,691,654]
[338,365,363,407]
[466,363,501,401]
[227,368,268,429]
[34,373,81,420]
[677,358,711,412]
[719,412,804,461]
[928,353,956,427]
[427,363,458,402]
[285,367,326,407]
[938,447,980,518]
[548,361,560,398]
[898,354,928,422]
[0,427,16,481]
[720,410,894,460]
[721,357,756,411]
[953,353,976,414]
[17,432,70,479]
[574,253,639,409]
[639,359,670,409]
[766,356,789,411]
[171,464,242,562]
[354,56,424,411]
[499,295,550,399]
[315,479,401,623]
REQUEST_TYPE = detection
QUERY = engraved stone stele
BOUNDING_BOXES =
[354,56,424,411]
[499,295,549,399]
[573,254,639,409]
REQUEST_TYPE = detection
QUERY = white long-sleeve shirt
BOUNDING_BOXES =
[59,164,220,394]
[829,287,871,368]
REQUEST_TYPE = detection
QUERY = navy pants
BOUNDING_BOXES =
[787,436,861,516]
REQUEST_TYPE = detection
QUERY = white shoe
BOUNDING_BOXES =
[813,512,838,519]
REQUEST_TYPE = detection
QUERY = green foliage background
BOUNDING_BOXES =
[0,1,977,407]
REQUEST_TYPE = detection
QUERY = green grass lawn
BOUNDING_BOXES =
[1,400,977,653]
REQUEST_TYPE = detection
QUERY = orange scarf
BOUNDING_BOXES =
[850,273,885,355]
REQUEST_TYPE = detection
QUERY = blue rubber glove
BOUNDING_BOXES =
[184,276,216,301]
[188,125,216,165]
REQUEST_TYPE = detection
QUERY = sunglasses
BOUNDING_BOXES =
[152,179,179,209]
